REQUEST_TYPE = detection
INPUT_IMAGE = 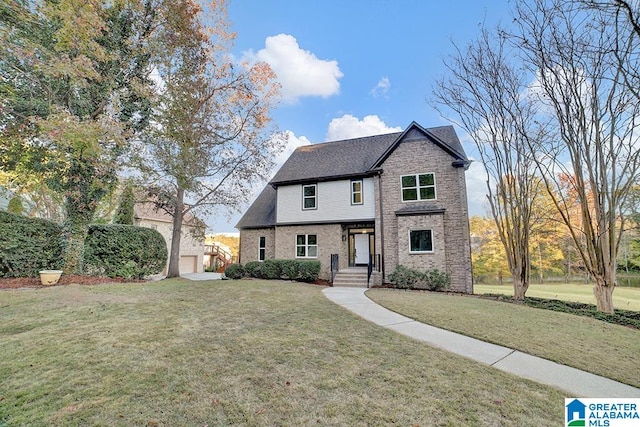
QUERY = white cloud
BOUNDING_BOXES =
[464,160,491,217]
[241,34,343,103]
[326,114,402,141]
[370,76,390,98]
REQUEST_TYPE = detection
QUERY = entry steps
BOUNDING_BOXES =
[332,268,369,287]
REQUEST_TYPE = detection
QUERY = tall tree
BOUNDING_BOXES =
[0,0,157,272]
[137,0,284,278]
[113,181,135,225]
[433,28,548,299]
[512,0,640,313]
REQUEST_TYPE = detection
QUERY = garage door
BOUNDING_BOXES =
[179,255,197,274]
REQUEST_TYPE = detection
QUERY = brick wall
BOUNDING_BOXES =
[274,223,344,280]
[377,137,473,293]
[239,228,276,264]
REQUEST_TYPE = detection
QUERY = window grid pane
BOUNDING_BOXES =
[402,173,436,201]
[296,234,318,258]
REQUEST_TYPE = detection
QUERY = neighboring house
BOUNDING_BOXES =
[134,202,205,275]
[236,121,473,292]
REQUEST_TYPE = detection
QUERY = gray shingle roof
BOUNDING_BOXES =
[270,132,400,185]
[237,123,469,229]
[235,185,277,229]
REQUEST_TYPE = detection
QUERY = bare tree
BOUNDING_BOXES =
[512,0,640,313]
[137,0,285,278]
[433,28,548,299]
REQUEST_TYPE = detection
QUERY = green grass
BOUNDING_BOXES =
[367,288,640,388]
[475,282,640,311]
[0,279,566,426]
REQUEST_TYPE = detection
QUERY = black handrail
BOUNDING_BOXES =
[367,254,381,288]
[330,253,339,284]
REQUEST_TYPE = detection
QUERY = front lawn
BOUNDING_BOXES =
[367,288,640,388]
[475,283,640,311]
[0,279,565,425]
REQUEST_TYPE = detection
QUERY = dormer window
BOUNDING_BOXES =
[401,173,436,202]
[302,184,317,209]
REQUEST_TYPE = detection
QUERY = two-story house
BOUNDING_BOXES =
[236,121,473,292]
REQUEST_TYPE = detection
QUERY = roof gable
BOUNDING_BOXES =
[372,122,468,168]
[237,122,469,229]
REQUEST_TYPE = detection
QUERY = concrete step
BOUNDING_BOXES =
[332,269,369,287]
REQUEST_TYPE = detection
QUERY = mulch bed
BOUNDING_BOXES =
[0,275,144,290]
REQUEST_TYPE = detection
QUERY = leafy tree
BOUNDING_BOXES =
[113,181,135,225]
[137,0,285,278]
[434,28,548,299]
[469,216,509,284]
[512,0,640,312]
[0,0,158,273]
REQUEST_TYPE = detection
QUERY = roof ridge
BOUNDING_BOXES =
[301,131,403,147]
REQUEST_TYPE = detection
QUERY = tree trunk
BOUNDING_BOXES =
[62,222,89,274]
[166,188,185,278]
[513,275,529,300]
[62,194,96,274]
[593,277,615,314]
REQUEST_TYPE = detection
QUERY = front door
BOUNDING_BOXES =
[354,234,370,265]
[348,226,374,267]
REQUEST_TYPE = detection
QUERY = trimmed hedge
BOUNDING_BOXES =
[225,263,245,279]
[0,211,64,277]
[225,259,321,282]
[83,225,167,279]
[389,265,451,291]
[244,261,263,278]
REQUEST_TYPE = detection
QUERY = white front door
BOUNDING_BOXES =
[354,234,370,265]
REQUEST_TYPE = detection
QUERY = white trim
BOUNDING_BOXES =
[258,236,266,261]
[295,234,318,258]
[351,179,364,205]
[408,229,434,253]
[302,184,317,210]
[400,173,437,202]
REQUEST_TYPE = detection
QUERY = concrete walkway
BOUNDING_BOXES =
[322,287,640,398]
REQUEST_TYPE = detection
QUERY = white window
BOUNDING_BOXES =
[409,230,433,253]
[401,173,436,202]
[302,184,317,210]
[351,180,363,205]
[258,236,266,261]
[296,234,318,258]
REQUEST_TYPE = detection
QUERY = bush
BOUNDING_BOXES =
[389,265,451,291]
[83,225,167,279]
[225,263,245,279]
[297,260,321,282]
[279,259,299,280]
[260,259,282,279]
[244,261,263,278]
[0,211,64,277]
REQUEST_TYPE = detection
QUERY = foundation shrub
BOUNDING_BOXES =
[297,260,321,282]
[224,263,244,279]
[244,261,263,278]
[279,259,300,280]
[389,265,451,291]
[260,259,282,280]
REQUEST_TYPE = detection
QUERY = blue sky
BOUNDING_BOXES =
[209,0,513,233]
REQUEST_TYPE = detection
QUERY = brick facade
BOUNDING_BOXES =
[377,137,473,293]
[275,223,344,280]
[239,228,276,264]
[237,123,473,293]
